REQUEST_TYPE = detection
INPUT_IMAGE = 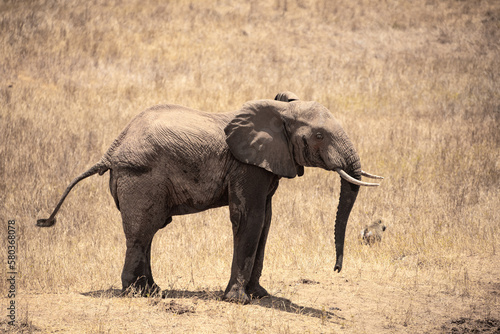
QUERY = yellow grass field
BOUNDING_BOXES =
[1,0,499,332]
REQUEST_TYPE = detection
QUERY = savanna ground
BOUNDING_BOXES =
[1,0,499,333]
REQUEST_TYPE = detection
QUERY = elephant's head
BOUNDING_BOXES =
[224,92,382,273]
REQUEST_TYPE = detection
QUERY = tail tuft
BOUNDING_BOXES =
[36,218,56,227]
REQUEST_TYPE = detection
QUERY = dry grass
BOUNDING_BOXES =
[1,0,499,332]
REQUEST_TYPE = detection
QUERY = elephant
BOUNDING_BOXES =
[37,91,383,304]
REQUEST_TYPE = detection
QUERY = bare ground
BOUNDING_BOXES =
[3,253,499,333]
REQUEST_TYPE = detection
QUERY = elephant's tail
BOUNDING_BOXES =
[36,161,109,227]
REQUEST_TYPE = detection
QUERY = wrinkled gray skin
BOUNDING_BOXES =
[37,92,371,304]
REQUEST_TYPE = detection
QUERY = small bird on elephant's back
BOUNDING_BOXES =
[360,219,386,245]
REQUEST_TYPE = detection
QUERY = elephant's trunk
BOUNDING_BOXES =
[333,174,360,273]
[331,159,382,272]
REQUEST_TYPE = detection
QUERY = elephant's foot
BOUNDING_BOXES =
[246,283,269,299]
[224,285,250,304]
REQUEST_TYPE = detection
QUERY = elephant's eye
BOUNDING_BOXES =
[316,132,324,140]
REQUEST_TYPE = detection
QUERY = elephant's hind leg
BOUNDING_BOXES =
[117,171,168,296]
[121,236,160,296]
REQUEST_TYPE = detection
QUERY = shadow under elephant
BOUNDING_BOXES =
[81,288,345,322]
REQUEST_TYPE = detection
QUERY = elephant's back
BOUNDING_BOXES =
[135,104,230,134]
[105,104,234,171]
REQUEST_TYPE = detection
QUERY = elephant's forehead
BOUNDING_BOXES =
[295,102,335,127]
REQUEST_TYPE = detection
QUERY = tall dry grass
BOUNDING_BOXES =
[0,0,499,324]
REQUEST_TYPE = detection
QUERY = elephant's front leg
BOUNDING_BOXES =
[246,196,273,299]
[225,205,266,304]
[225,168,274,304]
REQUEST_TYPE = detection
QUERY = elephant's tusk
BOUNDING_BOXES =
[336,169,380,187]
[361,170,384,179]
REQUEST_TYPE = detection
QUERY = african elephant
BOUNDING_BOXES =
[37,92,383,303]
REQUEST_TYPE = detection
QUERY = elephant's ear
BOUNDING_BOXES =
[274,91,299,102]
[225,100,298,178]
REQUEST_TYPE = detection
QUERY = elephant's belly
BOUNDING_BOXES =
[163,175,230,216]
[148,150,235,216]
[168,191,229,216]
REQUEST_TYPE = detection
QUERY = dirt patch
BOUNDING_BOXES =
[163,300,196,315]
[297,278,320,285]
[441,318,500,333]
